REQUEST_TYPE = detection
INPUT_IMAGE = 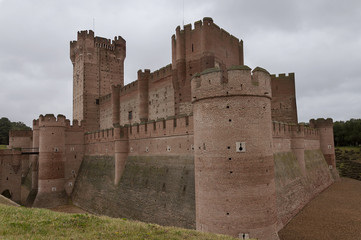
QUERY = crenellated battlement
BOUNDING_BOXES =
[85,128,115,144]
[173,17,240,45]
[191,65,272,103]
[77,30,94,39]
[85,114,193,144]
[119,80,138,96]
[270,73,295,78]
[272,121,319,140]
[32,119,39,129]
[70,30,126,63]
[38,114,67,127]
[37,114,85,130]
[9,130,33,138]
[149,64,172,82]
[65,119,86,131]
[309,118,334,128]
[127,114,193,140]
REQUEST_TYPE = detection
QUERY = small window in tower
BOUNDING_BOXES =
[96,99,99,105]
[192,44,194,52]
[128,111,133,120]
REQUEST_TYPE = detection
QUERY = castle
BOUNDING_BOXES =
[0,18,338,240]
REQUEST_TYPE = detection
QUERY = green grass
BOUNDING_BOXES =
[336,146,361,152]
[0,204,237,240]
[0,145,7,149]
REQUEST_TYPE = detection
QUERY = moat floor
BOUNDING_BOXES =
[49,178,361,240]
[279,177,361,240]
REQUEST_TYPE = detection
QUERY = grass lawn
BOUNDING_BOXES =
[0,203,238,240]
[0,145,7,149]
[336,146,361,152]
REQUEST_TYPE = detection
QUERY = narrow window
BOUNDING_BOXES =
[128,111,133,120]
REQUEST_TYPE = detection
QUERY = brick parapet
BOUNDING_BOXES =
[128,115,193,140]
[119,81,138,97]
[191,66,272,103]
[38,114,67,127]
[149,64,172,83]
[173,17,241,54]
[9,130,32,138]
[272,121,319,141]
[70,30,126,63]
[85,128,115,144]
[309,118,333,128]
[84,114,193,143]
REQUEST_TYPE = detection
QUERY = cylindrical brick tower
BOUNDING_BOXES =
[191,66,279,240]
[112,84,121,126]
[138,69,150,122]
[114,126,129,185]
[309,118,336,169]
[31,119,39,191]
[33,114,67,208]
[291,124,305,175]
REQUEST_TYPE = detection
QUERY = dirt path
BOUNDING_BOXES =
[279,177,361,240]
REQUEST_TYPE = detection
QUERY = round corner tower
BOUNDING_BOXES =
[191,66,279,240]
[309,118,336,169]
[33,114,68,208]
[31,119,40,192]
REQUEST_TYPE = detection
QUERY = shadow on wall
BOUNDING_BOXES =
[1,189,12,199]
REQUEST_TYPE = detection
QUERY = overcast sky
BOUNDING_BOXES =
[0,0,360,127]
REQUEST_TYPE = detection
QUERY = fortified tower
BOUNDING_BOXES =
[114,126,129,185]
[70,30,126,131]
[291,124,306,175]
[270,73,298,124]
[33,114,67,208]
[172,17,244,115]
[191,66,279,240]
[309,118,336,169]
[31,119,39,192]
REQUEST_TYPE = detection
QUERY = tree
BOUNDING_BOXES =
[0,117,31,145]
[333,119,361,146]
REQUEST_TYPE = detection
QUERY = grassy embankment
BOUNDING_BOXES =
[336,146,361,180]
[0,199,239,240]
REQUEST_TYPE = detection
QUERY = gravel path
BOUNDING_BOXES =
[279,177,361,240]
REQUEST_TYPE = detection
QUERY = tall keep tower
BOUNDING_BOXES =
[191,66,279,240]
[172,17,244,115]
[70,30,126,131]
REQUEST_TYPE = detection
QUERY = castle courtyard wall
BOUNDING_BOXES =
[119,82,139,125]
[148,67,175,120]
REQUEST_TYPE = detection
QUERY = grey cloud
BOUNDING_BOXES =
[0,0,360,127]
